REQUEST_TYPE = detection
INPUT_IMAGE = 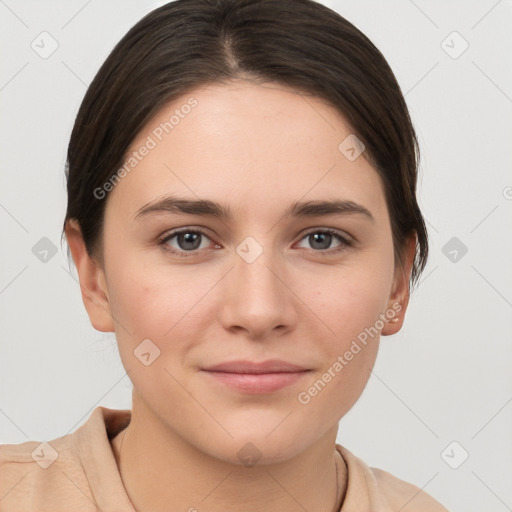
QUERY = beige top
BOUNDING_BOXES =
[0,406,448,511]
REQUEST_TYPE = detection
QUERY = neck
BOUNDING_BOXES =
[111,397,347,512]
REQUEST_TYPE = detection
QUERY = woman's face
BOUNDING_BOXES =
[86,80,410,464]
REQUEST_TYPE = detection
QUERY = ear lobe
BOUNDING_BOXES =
[381,234,416,336]
[65,219,115,333]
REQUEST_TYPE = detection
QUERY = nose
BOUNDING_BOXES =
[218,244,298,340]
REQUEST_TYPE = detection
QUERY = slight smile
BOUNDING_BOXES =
[201,360,312,394]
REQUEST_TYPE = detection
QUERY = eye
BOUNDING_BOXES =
[159,229,217,257]
[296,229,353,254]
[158,227,353,258]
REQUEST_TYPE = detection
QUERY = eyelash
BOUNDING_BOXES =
[157,228,354,258]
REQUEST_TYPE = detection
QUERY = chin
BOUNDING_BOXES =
[206,438,307,467]
[198,419,317,466]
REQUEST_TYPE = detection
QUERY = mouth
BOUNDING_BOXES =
[201,359,311,394]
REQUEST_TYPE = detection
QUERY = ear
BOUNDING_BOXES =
[381,234,416,336]
[65,219,115,332]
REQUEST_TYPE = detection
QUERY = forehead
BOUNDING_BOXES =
[105,80,388,224]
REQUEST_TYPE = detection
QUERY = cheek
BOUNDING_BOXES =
[317,283,384,379]
[105,267,198,405]
[105,254,221,355]
[295,258,393,411]
[107,272,168,338]
[295,290,385,426]
[307,254,394,342]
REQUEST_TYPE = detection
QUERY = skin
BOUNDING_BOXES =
[66,79,415,512]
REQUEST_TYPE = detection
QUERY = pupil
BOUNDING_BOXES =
[178,232,201,251]
[310,233,331,250]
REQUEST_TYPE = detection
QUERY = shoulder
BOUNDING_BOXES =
[0,430,94,511]
[370,466,449,511]
[0,426,96,512]
[336,444,449,511]
[0,406,130,511]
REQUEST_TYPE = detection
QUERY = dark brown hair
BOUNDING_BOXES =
[63,0,428,287]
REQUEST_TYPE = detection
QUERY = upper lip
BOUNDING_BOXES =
[202,359,309,374]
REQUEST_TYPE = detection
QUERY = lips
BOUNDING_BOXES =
[201,360,311,393]
[202,359,309,374]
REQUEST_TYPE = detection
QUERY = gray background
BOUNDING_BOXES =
[1,1,511,510]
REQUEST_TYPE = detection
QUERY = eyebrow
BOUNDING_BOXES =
[134,196,374,222]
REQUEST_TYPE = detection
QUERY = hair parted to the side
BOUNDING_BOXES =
[63,0,428,288]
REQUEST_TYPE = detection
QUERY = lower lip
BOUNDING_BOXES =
[202,371,309,393]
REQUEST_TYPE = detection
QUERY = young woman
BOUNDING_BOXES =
[0,0,448,510]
